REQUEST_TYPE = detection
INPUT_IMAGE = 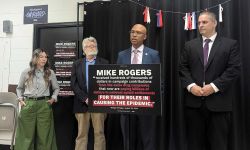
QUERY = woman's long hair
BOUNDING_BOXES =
[26,48,51,87]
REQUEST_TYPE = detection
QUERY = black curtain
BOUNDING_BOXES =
[82,0,250,150]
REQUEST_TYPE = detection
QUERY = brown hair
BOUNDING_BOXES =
[26,48,51,87]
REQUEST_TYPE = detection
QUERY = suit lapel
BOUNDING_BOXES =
[95,57,100,64]
[125,49,132,64]
[197,38,204,65]
[142,47,150,64]
[81,58,86,80]
[205,36,221,70]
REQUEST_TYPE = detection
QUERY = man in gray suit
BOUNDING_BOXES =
[117,24,160,150]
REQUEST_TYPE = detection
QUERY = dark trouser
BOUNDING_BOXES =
[15,99,57,150]
[120,114,156,150]
[186,103,231,150]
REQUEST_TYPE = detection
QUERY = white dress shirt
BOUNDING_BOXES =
[131,44,144,64]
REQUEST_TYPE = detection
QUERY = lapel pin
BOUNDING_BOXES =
[145,53,148,55]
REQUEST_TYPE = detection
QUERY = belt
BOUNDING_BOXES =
[26,96,48,100]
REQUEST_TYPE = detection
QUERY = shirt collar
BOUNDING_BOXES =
[35,68,44,73]
[85,56,96,63]
[202,32,217,43]
[131,44,144,53]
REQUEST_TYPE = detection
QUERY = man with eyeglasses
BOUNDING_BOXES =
[117,24,160,150]
[71,36,109,150]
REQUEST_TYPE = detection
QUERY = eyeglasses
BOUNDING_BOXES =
[129,30,145,36]
[84,45,97,49]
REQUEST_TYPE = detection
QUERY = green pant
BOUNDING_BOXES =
[15,99,57,150]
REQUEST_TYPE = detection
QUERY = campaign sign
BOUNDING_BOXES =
[53,41,77,96]
[24,5,48,24]
[88,64,161,115]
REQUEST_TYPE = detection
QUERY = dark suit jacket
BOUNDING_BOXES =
[117,46,160,64]
[179,36,241,111]
[71,57,109,113]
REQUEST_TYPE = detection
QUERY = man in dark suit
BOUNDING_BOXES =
[71,36,108,150]
[179,11,241,150]
[117,24,160,150]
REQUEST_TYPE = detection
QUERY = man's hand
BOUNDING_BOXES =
[85,98,88,105]
[190,85,204,96]
[202,84,215,96]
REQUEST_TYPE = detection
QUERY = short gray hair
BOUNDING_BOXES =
[82,36,98,49]
[199,11,217,23]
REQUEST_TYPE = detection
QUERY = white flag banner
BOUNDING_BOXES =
[219,4,223,22]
